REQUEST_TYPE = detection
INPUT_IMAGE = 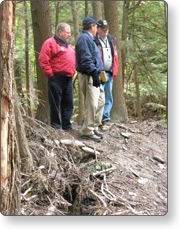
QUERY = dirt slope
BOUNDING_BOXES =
[21,117,167,215]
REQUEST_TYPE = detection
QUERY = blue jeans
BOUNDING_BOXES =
[102,72,113,123]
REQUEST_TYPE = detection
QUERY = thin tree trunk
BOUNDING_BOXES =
[31,1,52,123]
[92,1,103,20]
[15,59,24,98]
[24,1,35,117]
[122,1,130,87]
[132,1,142,121]
[104,1,128,122]
[71,1,84,124]
[55,1,61,31]
[134,64,142,120]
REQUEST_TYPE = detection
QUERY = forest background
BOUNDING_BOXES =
[14,0,167,124]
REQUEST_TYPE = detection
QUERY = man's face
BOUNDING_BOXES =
[58,26,71,42]
[91,24,98,37]
[97,27,109,39]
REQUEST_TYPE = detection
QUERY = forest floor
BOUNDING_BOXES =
[21,117,167,216]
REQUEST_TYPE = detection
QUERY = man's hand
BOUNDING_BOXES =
[92,71,101,88]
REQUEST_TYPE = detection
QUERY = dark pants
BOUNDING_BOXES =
[48,74,73,129]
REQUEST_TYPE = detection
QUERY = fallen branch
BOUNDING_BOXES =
[93,166,116,177]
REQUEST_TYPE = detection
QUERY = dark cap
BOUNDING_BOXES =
[83,16,101,26]
[98,20,109,29]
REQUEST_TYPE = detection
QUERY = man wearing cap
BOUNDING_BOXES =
[76,16,105,142]
[95,20,119,130]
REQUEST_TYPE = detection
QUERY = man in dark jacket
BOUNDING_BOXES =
[39,23,75,130]
[76,16,105,142]
[95,20,119,131]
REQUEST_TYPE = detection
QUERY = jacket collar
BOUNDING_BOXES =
[54,34,69,47]
[82,30,95,41]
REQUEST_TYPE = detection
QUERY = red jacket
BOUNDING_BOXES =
[39,37,76,78]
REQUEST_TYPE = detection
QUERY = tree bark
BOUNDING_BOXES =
[134,64,142,120]
[132,1,142,121]
[122,1,130,86]
[85,0,89,17]
[1,1,21,215]
[71,1,84,124]
[24,1,35,117]
[104,1,128,122]
[14,59,24,98]
[92,1,103,20]
[30,1,52,123]
[55,1,61,31]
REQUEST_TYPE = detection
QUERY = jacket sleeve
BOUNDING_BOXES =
[39,40,54,77]
[76,37,97,75]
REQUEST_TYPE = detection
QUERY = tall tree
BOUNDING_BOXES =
[121,1,130,86]
[92,1,103,20]
[55,1,61,31]
[132,2,142,120]
[1,0,20,215]
[1,1,34,215]
[24,1,35,117]
[71,1,84,124]
[85,0,89,17]
[104,1,128,122]
[31,1,52,123]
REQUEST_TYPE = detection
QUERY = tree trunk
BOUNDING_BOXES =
[30,1,52,123]
[122,1,130,86]
[1,1,21,215]
[104,1,128,122]
[85,0,89,17]
[132,2,142,121]
[24,1,35,117]
[92,1,103,20]
[134,64,142,121]
[55,1,61,31]
[71,1,84,124]
[14,59,24,98]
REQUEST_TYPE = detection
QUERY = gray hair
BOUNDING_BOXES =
[56,23,70,35]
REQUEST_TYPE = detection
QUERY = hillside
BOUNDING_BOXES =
[21,117,167,215]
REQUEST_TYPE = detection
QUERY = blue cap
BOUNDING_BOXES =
[83,16,101,26]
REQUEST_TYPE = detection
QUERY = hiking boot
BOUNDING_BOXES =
[81,134,101,142]
[94,130,104,139]
[101,121,110,131]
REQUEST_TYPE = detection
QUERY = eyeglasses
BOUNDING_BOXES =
[63,31,71,35]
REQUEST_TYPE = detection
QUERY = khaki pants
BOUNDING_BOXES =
[79,73,105,136]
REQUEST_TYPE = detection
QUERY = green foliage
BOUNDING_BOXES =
[123,1,167,119]
[15,1,37,89]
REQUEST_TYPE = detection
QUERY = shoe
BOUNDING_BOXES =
[102,120,110,126]
[101,121,110,131]
[94,130,104,139]
[81,134,101,142]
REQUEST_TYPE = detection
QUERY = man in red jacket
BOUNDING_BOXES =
[39,23,75,130]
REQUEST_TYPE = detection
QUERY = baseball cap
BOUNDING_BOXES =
[98,20,109,29]
[83,16,101,26]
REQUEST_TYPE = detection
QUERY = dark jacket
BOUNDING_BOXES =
[95,34,119,79]
[75,31,104,77]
